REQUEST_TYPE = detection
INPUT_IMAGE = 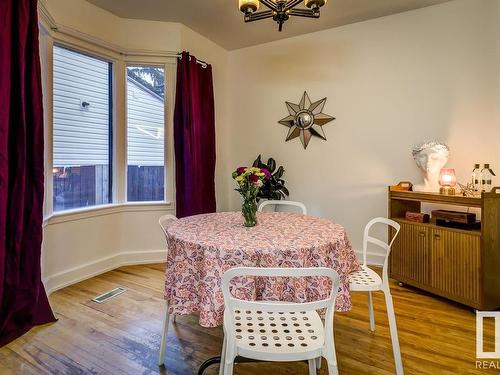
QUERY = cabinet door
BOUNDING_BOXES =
[430,229,481,304]
[390,222,429,285]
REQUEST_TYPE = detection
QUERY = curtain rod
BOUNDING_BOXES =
[46,23,210,68]
[174,53,208,68]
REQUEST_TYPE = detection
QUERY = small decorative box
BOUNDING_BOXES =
[405,211,430,223]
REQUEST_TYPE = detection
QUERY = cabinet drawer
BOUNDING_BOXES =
[430,229,481,304]
[390,222,429,284]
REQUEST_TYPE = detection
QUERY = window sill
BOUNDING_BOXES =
[43,201,173,226]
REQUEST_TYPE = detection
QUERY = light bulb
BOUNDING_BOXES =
[304,0,327,9]
[239,0,260,13]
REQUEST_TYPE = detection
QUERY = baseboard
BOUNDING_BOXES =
[355,250,385,267]
[43,249,166,295]
[44,249,383,296]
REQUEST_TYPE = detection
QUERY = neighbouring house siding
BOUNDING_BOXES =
[127,77,165,167]
[53,45,110,167]
[52,45,166,208]
[53,46,165,168]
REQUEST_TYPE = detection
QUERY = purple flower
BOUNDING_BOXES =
[261,168,272,180]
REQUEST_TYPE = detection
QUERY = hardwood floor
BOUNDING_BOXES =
[0,263,496,374]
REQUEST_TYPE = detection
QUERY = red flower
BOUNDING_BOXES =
[249,174,259,183]
[236,167,246,175]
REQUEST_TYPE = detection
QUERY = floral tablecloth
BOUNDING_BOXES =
[164,211,360,327]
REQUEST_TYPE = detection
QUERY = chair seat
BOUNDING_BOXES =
[349,265,382,291]
[232,309,324,361]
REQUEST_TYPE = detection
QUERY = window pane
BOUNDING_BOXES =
[52,45,112,212]
[126,66,165,202]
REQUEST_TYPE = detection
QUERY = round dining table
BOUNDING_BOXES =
[164,211,360,328]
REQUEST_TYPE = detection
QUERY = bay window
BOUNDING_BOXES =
[126,65,165,202]
[52,45,112,212]
[48,39,171,217]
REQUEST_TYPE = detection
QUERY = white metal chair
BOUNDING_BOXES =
[219,267,341,375]
[349,217,403,375]
[257,200,307,215]
[158,214,178,238]
[158,214,178,366]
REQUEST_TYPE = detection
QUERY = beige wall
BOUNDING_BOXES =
[40,0,230,292]
[225,0,500,260]
[43,0,182,51]
[41,0,499,289]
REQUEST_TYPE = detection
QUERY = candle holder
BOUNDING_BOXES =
[439,168,457,195]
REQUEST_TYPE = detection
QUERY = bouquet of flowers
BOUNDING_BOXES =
[232,167,271,227]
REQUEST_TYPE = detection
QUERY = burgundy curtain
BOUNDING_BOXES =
[0,0,56,346]
[174,51,216,218]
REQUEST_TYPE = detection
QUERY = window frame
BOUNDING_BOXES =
[41,32,175,222]
[123,58,176,206]
[52,41,116,215]
[51,43,114,212]
[124,62,168,203]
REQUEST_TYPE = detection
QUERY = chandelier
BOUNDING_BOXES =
[238,0,327,32]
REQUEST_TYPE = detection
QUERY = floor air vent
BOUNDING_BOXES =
[92,287,127,303]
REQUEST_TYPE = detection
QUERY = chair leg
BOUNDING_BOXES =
[158,303,170,366]
[384,290,404,375]
[368,291,375,332]
[308,359,317,374]
[326,361,339,375]
[324,346,339,375]
[219,337,227,375]
[223,360,233,375]
[315,357,322,369]
[172,314,176,323]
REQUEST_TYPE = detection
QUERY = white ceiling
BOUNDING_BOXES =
[86,0,452,50]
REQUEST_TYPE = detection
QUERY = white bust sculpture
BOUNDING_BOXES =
[412,141,449,192]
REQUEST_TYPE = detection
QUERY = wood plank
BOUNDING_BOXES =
[390,222,429,284]
[0,263,496,374]
[389,186,500,311]
[482,187,500,308]
[390,190,482,208]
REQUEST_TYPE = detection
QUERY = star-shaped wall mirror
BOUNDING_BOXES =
[278,91,335,149]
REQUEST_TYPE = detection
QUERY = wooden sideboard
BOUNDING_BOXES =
[388,187,500,309]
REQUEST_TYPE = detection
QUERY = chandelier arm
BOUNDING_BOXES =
[289,8,319,18]
[245,9,274,22]
[284,0,303,11]
[259,0,278,12]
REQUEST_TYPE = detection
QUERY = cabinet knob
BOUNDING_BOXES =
[419,231,426,237]
[434,233,441,240]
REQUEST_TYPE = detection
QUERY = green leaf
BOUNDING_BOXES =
[243,155,289,201]
[267,158,276,173]
[252,154,261,168]
[274,166,284,179]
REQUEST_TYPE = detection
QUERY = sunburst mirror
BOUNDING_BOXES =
[278,91,335,149]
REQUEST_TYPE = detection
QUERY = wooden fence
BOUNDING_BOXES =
[53,165,164,211]
[127,165,164,202]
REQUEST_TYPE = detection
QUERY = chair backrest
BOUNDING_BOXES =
[257,200,307,215]
[362,217,401,280]
[221,267,340,336]
[158,214,178,237]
